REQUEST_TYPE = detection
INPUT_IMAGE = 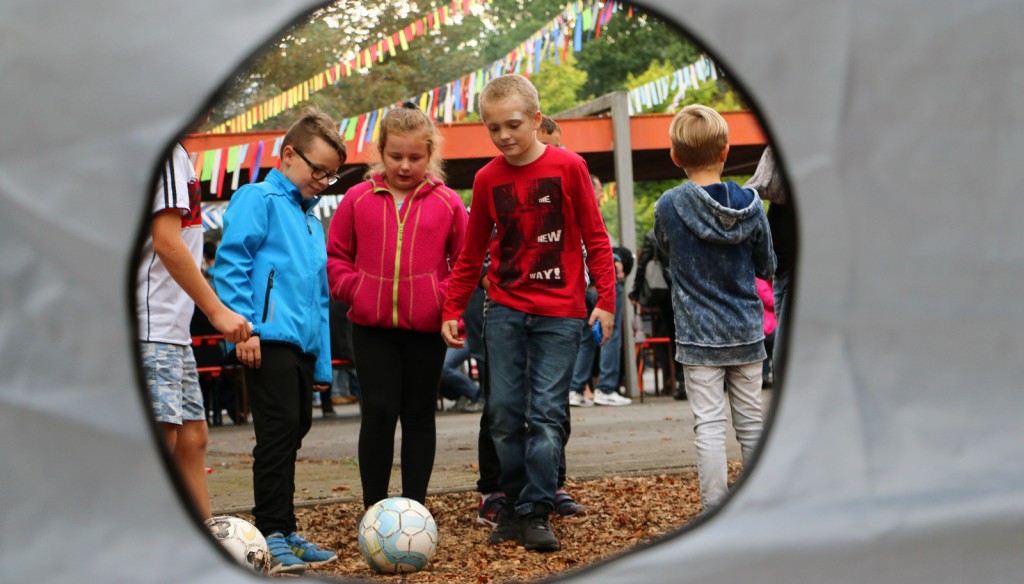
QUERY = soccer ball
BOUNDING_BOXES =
[357,497,438,573]
[208,515,270,574]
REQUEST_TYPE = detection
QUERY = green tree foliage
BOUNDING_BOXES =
[476,0,567,62]
[210,1,495,130]
[676,78,746,112]
[205,0,758,253]
[532,53,588,115]
[574,12,699,100]
[600,179,677,245]
[625,59,676,113]
[208,0,715,131]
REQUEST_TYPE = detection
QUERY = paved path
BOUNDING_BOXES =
[207,390,772,513]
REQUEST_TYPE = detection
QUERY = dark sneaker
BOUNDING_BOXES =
[520,514,560,552]
[488,512,521,545]
[554,489,587,517]
[286,532,337,568]
[265,532,306,575]
[477,491,509,527]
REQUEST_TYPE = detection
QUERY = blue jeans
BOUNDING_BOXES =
[569,284,623,395]
[595,283,624,394]
[439,346,481,402]
[333,366,360,399]
[569,292,597,393]
[485,302,583,516]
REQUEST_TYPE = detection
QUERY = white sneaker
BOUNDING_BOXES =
[594,391,632,406]
[569,391,594,407]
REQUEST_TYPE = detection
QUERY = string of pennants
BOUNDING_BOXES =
[336,0,635,155]
[210,0,633,136]
[200,195,343,232]
[189,54,719,198]
[190,0,720,197]
[626,55,718,115]
[210,0,493,134]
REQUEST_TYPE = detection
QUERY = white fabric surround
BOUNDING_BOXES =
[2,1,1023,583]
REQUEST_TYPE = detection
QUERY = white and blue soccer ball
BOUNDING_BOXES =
[208,515,270,574]
[357,497,438,573]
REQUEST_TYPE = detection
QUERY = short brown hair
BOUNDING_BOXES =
[367,104,446,181]
[669,104,728,170]
[480,74,540,118]
[282,107,347,164]
[540,115,560,135]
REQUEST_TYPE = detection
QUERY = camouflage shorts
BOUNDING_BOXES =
[140,342,205,424]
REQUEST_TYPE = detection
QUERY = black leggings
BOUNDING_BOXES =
[352,324,447,508]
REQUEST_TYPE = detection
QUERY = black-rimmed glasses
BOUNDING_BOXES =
[293,147,342,185]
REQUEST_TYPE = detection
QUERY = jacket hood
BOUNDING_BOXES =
[671,180,763,245]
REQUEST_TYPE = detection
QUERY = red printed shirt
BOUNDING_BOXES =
[442,145,616,321]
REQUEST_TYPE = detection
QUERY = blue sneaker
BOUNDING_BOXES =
[286,532,338,568]
[265,532,306,575]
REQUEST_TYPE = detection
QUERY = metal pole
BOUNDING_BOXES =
[609,92,640,399]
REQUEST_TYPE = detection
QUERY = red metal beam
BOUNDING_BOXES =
[181,110,765,170]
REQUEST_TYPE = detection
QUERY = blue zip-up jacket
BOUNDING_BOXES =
[654,180,776,366]
[214,169,332,383]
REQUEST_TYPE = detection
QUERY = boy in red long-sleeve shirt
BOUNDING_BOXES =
[441,74,616,552]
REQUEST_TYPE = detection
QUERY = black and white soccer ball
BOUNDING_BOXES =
[208,515,270,574]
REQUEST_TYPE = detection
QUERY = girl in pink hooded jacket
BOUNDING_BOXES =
[327,105,467,509]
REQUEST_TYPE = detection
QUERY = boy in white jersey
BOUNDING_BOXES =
[137,143,250,524]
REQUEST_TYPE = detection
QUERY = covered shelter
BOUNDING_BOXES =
[182,110,767,198]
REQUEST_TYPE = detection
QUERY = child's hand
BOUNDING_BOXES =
[588,307,615,345]
[211,307,252,344]
[235,336,261,368]
[441,319,465,348]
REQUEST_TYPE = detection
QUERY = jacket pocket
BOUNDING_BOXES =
[336,270,361,306]
[402,272,442,329]
[347,271,383,326]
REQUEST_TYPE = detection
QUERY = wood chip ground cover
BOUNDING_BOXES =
[261,464,741,582]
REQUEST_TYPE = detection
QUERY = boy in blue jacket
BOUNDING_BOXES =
[654,105,776,511]
[214,108,345,575]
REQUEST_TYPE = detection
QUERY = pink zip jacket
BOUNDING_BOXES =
[327,173,468,332]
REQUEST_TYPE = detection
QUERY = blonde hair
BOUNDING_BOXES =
[367,105,446,182]
[283,107,347,163]
[669,104,729,170]
[479,74,540,118]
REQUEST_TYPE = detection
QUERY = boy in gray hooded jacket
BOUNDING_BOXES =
[654,105,776,511]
